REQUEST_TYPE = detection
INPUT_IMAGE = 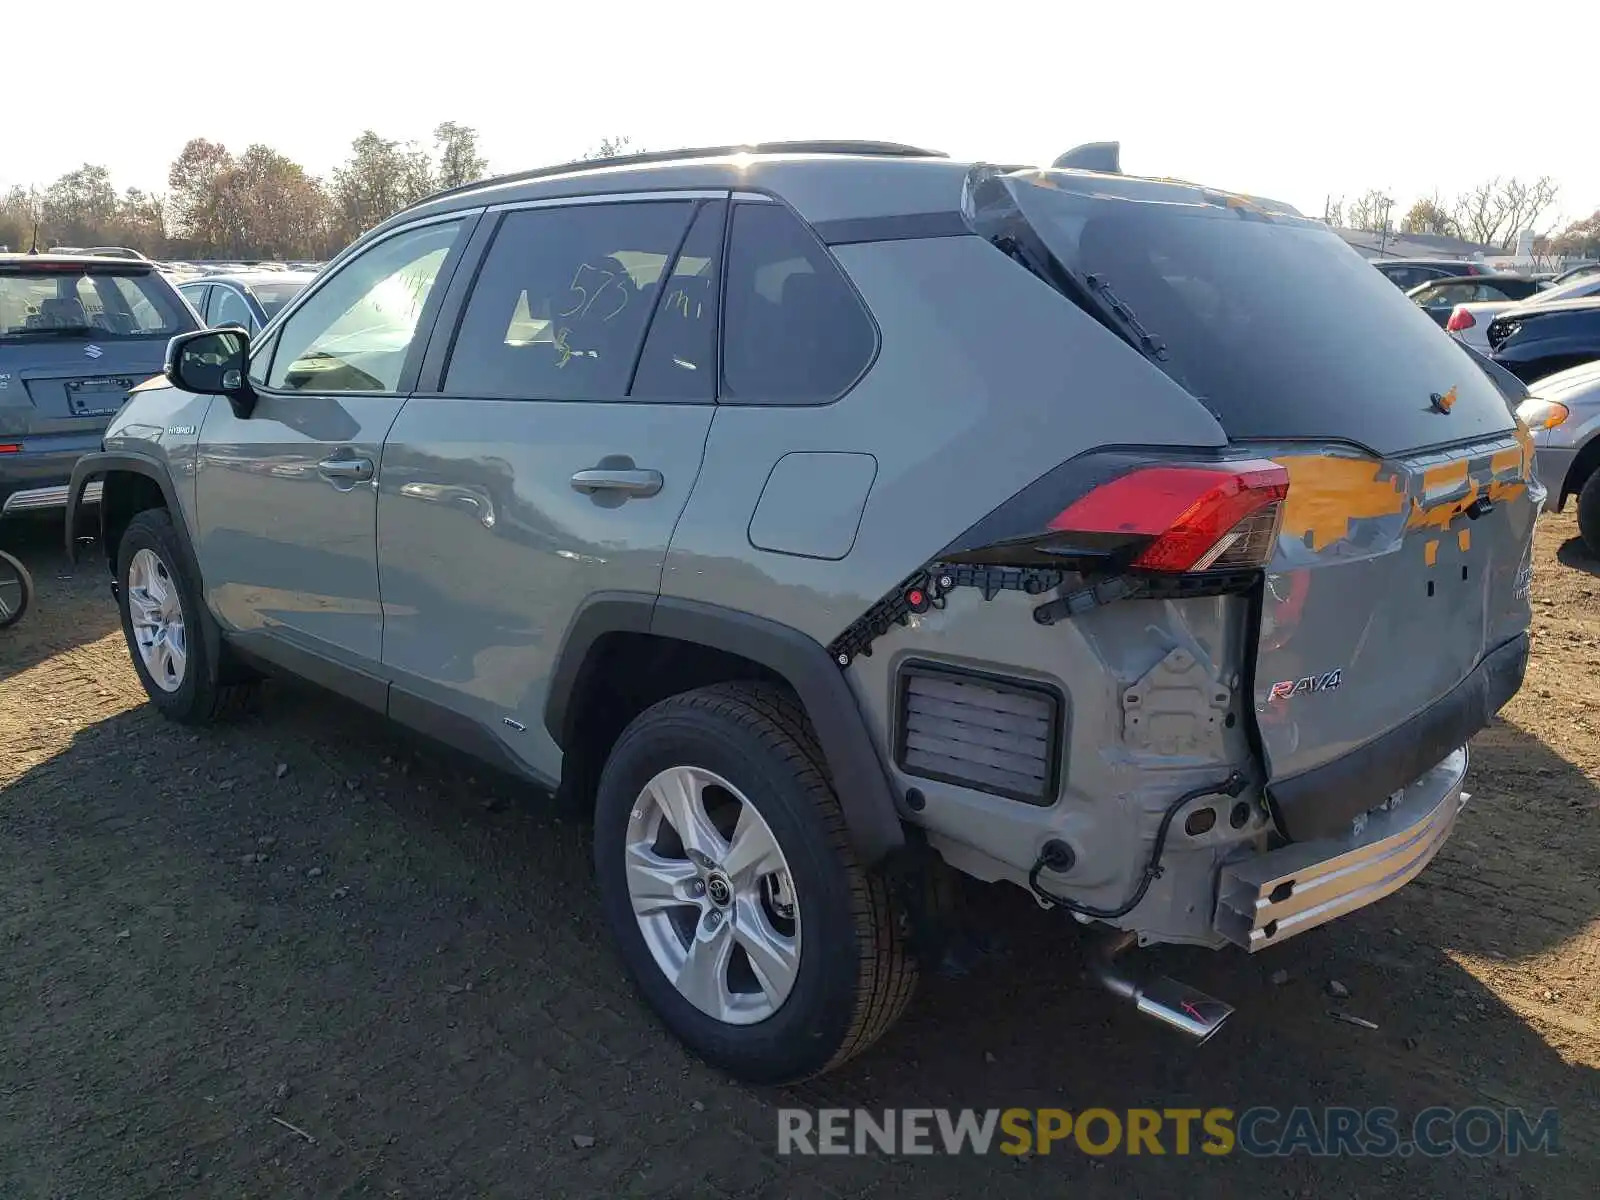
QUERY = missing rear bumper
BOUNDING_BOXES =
[1214,747,1469,951]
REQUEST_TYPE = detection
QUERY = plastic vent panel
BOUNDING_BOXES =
[896,665,1063,805]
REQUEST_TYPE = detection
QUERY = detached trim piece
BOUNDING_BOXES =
[813,211,972,246]
[1266,633,1527,842]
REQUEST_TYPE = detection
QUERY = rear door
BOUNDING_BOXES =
[376,195,722,778]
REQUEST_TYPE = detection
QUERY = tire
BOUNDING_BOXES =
[593,680,916,1083]
[1578,470,1600,558]
[115,508,253,723]
[0,549,32,629]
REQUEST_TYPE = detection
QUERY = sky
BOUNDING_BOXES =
[9,0,1597,229]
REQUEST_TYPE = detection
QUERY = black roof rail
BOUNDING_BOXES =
[403,140,949,215]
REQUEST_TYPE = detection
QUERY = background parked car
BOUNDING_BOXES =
[1372,257,1493,289]
[178,271,314,336]
[1446,270,1600,352]
[1516,361,1600,551]
[1488,297,1600,383]
[0,253,199,517]
[1406,274,1545,327]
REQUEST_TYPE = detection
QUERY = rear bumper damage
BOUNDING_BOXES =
[1214,746,1469,951]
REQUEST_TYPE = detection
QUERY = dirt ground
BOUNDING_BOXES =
[1,509,1596,1199]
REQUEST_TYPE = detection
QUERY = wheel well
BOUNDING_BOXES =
[99,470,168,568]
[557,632,786,807]
[1561,436,1600,508]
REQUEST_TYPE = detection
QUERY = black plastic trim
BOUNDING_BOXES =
[544,591,659,747]
[813,211,972,245]
[893,660,1065,806]
[228,631,389,713]
[65,450,177,560]
[1267,632,1528,842]
[390,686,559,791]
[544,593,907,865]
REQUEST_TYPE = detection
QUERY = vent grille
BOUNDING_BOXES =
[896,666,1062,805]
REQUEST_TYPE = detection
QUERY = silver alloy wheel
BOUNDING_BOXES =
[127,547,187,693]
[625,765,802,1025]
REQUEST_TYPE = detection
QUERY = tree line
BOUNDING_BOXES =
[1330,176,1599,259]
[0,127,638,261]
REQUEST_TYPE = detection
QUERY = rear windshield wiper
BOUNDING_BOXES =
[1,325,143,340]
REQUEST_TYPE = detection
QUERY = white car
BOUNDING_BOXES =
[1447,272,1600,352]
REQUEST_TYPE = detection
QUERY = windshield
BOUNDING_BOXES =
[250,277,311,319]
[0,269,191,340]
[965,167,1517,455]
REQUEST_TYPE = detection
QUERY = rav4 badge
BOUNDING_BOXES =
[1268,670,1342,701]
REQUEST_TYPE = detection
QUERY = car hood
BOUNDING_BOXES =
[1530,359,1600,404]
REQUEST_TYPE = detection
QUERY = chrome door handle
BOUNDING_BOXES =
[318,457,374,482]
[570,468,663,497]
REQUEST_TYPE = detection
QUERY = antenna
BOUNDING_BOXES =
[27,220,39,255]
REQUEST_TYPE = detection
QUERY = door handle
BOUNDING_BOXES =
[318,457,374,482]
[570,468,663,497]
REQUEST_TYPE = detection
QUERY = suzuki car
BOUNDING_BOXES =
[1,254,199,517]
[66,141,1538,1084]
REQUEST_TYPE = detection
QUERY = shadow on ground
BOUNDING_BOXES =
[0,516,121,679]
[1,683,1595,1199]
[1555,535,1600,576]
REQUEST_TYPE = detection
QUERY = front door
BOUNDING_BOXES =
[193,217,472,682]
[377,197,725,778]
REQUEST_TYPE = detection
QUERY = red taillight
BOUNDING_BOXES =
[0,444,20,454]
[1446,307,1476,333]
[1048,460,1288,572]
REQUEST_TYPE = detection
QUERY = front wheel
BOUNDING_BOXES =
[115,508,253,723]
[1578,470,1600,558]
[0,549,32,629]
[593,681,916,1083]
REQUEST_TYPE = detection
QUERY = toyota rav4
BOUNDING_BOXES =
[66,140,1539,1084]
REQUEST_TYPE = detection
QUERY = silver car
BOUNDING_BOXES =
[1518,360,1600,550]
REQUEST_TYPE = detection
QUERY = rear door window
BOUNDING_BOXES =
[720,202,876,404]
[630,201,725,401]
[444,201,695,400]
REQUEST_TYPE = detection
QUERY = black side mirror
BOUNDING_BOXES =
[165,326,255,417]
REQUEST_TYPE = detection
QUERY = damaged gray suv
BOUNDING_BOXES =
[67,140,1539,1083]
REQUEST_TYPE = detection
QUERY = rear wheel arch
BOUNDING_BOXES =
[546,594,908,865]
[1560,433,1600,509]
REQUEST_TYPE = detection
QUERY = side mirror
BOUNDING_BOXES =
[165,326,255,417]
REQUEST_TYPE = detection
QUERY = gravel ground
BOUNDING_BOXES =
[1,510,1596,1199]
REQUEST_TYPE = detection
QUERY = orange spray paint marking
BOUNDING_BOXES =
[1424,540,1439,567]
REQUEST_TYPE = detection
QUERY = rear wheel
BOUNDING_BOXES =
[116,508,253,723]
[0,549,32,629]
[592,681,915,1083]
[1578,470,1600,558]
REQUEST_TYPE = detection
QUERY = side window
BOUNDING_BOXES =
[180,284,210,321]
[211,287,255,332]
[444,201,694,400]
[268,220,463,394]
[720,202,875,404]
[630,201,725,400]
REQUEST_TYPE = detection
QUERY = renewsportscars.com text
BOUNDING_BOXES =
[777,1106,1560,1158]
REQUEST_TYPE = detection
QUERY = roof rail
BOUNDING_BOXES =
[404,140,949,214]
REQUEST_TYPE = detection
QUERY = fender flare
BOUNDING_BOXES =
[65,450,222,667]
[546,593,907,866]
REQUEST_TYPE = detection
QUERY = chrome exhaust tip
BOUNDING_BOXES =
[1088,933,1234,1044]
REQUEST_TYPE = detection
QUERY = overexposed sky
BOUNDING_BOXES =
[10,0,1597,226]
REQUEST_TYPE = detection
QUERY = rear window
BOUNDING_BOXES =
[0,269,191,341]
[250,278,310,319]
[968,170,1517,456]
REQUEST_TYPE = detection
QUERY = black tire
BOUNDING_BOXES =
[0,549,32,629]
[593,681,916,1083]
[1578,470,1600,558]
[115,508,253,723]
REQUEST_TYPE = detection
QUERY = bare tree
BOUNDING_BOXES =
[433,122,488,190]
[1451,176,1559,249]
[1400,192,1458,237]
[1346,189,1392,234]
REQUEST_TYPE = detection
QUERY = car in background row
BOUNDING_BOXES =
[1516,361,1600,552]
[1406,274,1546,327]
[178,271,314,336]
[1488,296,1600,383]
[0,254,199,517]
[1372,257,1493,290]
[1446,270,1600,353]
